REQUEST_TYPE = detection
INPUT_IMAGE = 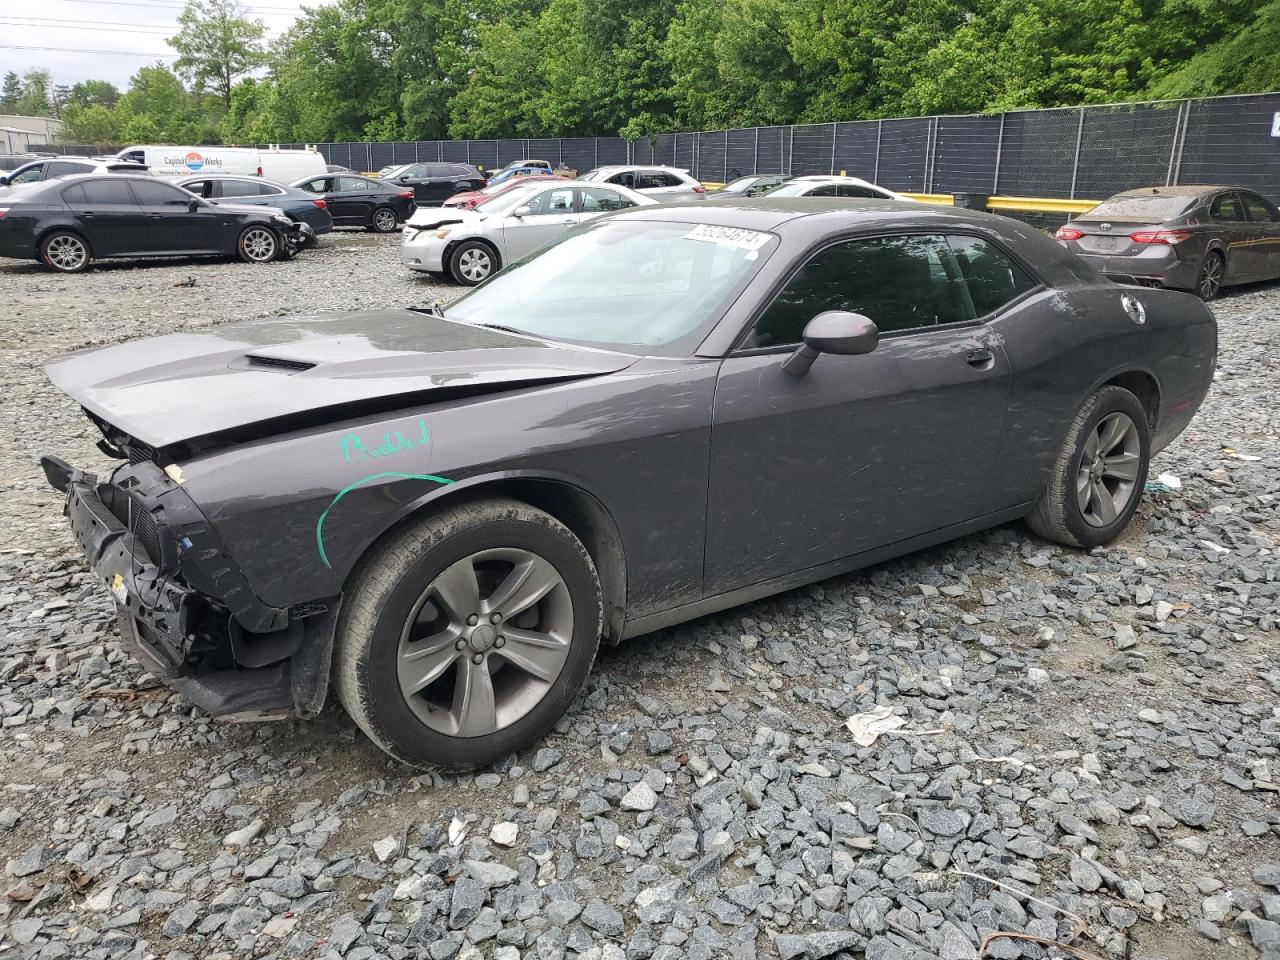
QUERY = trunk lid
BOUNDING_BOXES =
[46,309,637,447]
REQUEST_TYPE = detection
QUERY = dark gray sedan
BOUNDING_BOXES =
[1057,185,1280,299]
[40,199,1215,768]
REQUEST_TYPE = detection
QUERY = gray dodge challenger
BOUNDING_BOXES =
[41,198,1216,769]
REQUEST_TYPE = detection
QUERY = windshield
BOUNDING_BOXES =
[577,169,607,182]
[721,177,762,193]
[475,183,542,213]
[443,219,777,353]
[1077,194,1197,222]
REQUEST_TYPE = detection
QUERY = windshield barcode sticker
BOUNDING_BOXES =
[683,224,771,251]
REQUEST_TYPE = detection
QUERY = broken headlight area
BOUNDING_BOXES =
[42,449,337,720]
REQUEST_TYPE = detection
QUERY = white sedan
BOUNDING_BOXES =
[402,180,655,285]
[760,175,905,201]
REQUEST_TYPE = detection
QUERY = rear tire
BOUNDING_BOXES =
[1197,251,1224,301]
[1026,386,1150,548]
[333,497,602,770]
[370,207,399,233]
[40,231,91,273]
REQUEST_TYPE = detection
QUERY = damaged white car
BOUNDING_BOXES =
[401,179,653,285]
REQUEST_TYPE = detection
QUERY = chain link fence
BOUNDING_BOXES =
[30,92,1280,203]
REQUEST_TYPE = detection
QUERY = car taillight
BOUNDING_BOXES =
[1130,229,1191,244]
[397,191,414,199]
[1055,226,1083,241]
[312,199,327,209]
[256,166,263,177]
[693,185,706,194]
[0,208,8,219]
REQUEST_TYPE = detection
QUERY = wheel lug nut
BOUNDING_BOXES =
[471,653,483,665]
[495,636,505,648]
[466,614,478,626]
[490,612,502,624]
[455,639,466,650]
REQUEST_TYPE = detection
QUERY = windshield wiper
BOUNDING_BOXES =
[477,322,532,336]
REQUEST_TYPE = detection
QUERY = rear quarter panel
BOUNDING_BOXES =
[994,282,1215,506]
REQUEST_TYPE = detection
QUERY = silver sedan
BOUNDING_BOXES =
[402,180,655,284]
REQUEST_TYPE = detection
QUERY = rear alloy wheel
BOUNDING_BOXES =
[334,498,602,769]
[1197,251,1224,301]
[40,231,91,273]
[238,226,279,264]
[370,207,399,233]
[449,240,497,286]
[1026,385,1151,548]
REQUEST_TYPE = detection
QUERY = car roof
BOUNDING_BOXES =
[1108,185,1237,199]
[592,164,690,173]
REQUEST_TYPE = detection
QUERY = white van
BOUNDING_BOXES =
[116,145,326,182]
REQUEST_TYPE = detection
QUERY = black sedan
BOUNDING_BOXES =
[41,199,1214,768]
[1057,185,1280,299]
[176,175,334,237]
[292,173,416,232]
[0,174,307,272]
[380,162,486,205]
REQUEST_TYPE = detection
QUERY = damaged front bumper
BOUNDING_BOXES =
[41,454,337,721]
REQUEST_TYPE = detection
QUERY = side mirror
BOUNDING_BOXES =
[781,311,879,377]
[512,205,532,219]
[397,175,411,182]
[188,198,200,212]
[0,176,8,186]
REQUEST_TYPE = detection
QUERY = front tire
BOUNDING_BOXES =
[1197,251,1224,301]
[1026,386,1151,548]
[334,498,602,770]
[238,226,279,264]
[370,207,399,233]
[40,231,91,273]
[449,240,497,285]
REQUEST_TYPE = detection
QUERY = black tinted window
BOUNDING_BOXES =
[218,180,275,197]
[48,161,91,177]
[947,236,1037,316]
[749,234,975,347]
[339,177,372,192]
[1209,193,1246,222]
[297,178,328,193]
[73,179,137,205]
[838,184,883,199]
[130,179,191,205]
[1242,193,1280,223]
[806,184,839,197]
[181,180,211,197]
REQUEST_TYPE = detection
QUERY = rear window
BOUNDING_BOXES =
[1077,194,1197,222]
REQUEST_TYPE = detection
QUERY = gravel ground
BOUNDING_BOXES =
[1,237,1279,960]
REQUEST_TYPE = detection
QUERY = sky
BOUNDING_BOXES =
[0,0,316,93]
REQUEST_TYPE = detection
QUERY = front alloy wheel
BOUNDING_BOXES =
[334,497,602,769]
[238,226,278,264]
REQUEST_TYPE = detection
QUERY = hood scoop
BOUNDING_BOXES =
[241,354,316,373]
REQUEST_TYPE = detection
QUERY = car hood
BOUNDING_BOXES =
[212,201,287,217]
[406,207,488,230]
[46,309,637,447]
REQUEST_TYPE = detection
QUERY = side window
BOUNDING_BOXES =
[181,180,211,197]
[807,184,839,197]
[48,161,89,177]
[60,184,87,204]
[607,172,635,188]
[11,164,46,183]
[580,186,635,212]
[748,234,975,348]
[1209,193,1246,222]
[339,176,372,192]
[218,180,269,197]
[1242,193,1280,223]
[946,235,1037,316]
[838,184,882,199]
[298,177,328,193]
[523,187,576,214]
[75,179,137,205]
[130,179,192,206]
[120,150,145,164]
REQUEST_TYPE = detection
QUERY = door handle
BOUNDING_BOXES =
[965,348,994,368]
[150,213,162,219]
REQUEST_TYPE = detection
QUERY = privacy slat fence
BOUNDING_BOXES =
[34,91,1280,204]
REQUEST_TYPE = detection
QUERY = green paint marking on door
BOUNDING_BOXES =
[315,470,454,569]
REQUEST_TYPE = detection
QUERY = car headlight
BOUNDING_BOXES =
[271,214,292,226]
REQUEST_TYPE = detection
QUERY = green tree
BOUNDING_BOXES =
[67,80,123,110]
[118,65,193,142]
[447,16,548,138]
[0,72,20,113]
[1146,0,1280,98]
[168,0,269,107]
[15,69,54,117]
[61,103,122,144]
